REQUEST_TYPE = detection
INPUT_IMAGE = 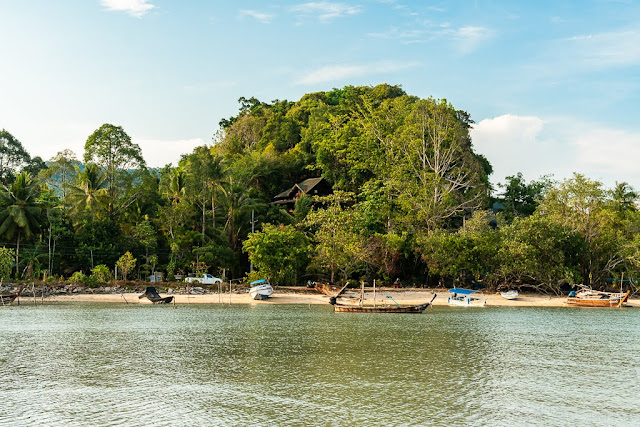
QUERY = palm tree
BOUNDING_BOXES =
[611,182,638,214]
[217,177,259,252]
[0,172,42,277]
[67,164,108,222]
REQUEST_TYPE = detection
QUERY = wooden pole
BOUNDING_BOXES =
[373,279,376,307]
[41,284,44,305]
[32,283,36,306]
[229,282,232,305]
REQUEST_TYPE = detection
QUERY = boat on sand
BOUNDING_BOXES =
[566,286,629,308]
[249,279,273,300]
[447,288,486,307]
[499,290,519,300]
[138,286,174,304]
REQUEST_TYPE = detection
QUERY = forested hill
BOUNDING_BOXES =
[0,84,638,293]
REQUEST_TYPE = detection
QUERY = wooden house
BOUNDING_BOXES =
[273,177,332,211]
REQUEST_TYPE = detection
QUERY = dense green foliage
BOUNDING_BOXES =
[0,85,638,293]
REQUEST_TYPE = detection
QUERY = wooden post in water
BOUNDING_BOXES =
[32,283,36,306]
[41,284,44,305]
[229,281,232,305]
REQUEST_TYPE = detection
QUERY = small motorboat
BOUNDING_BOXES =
[249,279,273,300]
[499,290,519,300]
[447,288,486,307]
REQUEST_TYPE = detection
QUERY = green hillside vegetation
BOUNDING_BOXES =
[0,84,638,293]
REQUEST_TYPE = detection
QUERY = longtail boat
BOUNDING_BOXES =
[330,280,436,313]
[0,284,25,306]
[138,286,174,304]
[566,287,630,308]
[331,298,435,313]
[314,281,350,298]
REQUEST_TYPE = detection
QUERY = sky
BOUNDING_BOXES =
[1,0,639,189]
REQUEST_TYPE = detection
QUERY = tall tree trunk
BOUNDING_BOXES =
[211,194,215,230]
[15,230,20,278]
[202,192,206,244]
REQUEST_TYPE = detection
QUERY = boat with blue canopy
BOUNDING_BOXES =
[447,288,486,307]
[249,279,273,300]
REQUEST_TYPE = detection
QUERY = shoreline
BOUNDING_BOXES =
[22,287,638,308]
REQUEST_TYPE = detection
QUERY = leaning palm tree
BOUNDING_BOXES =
[67,164,108,222]
[0,171,42,277]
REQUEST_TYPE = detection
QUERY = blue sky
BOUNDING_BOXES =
[1,0,639,189]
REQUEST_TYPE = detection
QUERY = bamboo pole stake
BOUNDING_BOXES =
[32,283,36,306]
[373,279,376,307]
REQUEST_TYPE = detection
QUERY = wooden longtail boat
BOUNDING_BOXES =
[314,281,350,298]
[331,293,437,314]
[138,286,174,304]
[0,285,25,306]
[566,288,630,308]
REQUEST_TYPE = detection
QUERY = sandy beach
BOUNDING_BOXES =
[37,287,638,308]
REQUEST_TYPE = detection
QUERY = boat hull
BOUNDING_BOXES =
[500,290,518,300]
[447,297,486,307]
[333,303,430,313]
[0,294,19,306]
[249,284,273,300]
[138,296,174,304]
[566,291,629,308]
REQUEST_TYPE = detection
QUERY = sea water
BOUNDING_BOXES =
[1,304,639,426]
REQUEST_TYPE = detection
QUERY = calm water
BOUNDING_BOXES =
[1,303,639,426]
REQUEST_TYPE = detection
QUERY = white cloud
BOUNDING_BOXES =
[566,29,640,67]
[369,24,492,51]
[239,10,274,24]
[100,0,155,18]
[472,114,640,188]
[472,114,548,182]
[296,60,419,85]
[290,2,362,21]
[136,138,207,167]
[572,127,640,177]
[448,25,493,53]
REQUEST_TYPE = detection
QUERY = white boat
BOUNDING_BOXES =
[499,290,519,300]
[249,279,273,300]
[447,288,486,307]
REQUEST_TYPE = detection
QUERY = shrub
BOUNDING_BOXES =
[91,265,111,283]
[69,272,86,285]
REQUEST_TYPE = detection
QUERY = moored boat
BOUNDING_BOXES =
[249,279,273,300]
[0,284,25,306]
[331,293,436,313]
[499,289,519,300]
[138,286,174,304]
[566,286,629,308]
[447,288,486,307]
